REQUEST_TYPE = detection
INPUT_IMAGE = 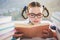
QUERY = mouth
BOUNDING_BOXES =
[34,21,39,23]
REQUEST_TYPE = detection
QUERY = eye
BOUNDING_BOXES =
[31,14,34,16]
[38,13,42,16]
[30,13,35,16]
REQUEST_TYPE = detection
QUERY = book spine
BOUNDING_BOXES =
[0,26,14,36]
[51,12,60,28]
[0,16,12,24]
[0,16,15,40]
[52,12,60,40]
[0,22,14,30]
[0,30,15,40]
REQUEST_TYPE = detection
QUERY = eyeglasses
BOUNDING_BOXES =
[27,13,43,18]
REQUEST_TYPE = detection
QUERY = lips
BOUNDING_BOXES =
[34,21,39,23]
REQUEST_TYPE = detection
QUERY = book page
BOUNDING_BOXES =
[15,23,49,28]
[15,23,51,38]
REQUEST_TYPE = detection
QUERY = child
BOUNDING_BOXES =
[12,2,57,40]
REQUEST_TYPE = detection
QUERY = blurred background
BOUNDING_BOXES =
[0,0,60,20]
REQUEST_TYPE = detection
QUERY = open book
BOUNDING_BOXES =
[15,23,53,38]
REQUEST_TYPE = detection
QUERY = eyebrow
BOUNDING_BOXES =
[29,13,42,14]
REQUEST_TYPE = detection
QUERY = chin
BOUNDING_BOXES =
[33,22,40,24]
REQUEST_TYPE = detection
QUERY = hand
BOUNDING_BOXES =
[13,32,24,38]
[41,27,53,39]
[41,30,49,39]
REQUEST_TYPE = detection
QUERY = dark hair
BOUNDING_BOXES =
[28,2,41,7]
[42,5,49,17]
[21,6,28,19]
[21,2,49,19]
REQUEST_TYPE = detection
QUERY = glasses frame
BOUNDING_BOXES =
[27,13,43,18]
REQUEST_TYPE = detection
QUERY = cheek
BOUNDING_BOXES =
[34,18,41,22]
[29,17,34,21]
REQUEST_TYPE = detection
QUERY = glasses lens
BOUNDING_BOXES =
[28,13,42,18]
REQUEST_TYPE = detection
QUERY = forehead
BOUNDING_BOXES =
[28,7,43,14]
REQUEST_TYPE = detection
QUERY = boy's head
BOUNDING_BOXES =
[27,2,43,24]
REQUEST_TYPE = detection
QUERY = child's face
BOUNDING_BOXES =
[27,7,43,24]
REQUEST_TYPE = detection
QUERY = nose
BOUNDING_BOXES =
[34,16,38,18]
